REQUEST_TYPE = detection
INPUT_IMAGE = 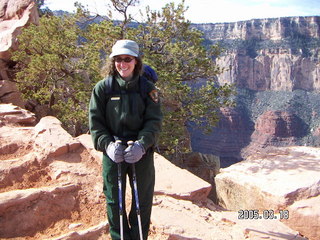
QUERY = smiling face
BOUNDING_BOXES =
[114,55,137,81]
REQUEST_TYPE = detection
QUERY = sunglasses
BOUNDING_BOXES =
[114,57,135,63]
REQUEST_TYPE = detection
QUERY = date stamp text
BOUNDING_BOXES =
[238,209,289,220]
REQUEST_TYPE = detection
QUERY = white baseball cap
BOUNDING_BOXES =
[109,40,139,58]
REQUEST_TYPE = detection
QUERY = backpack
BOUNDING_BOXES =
[143,65,158,83]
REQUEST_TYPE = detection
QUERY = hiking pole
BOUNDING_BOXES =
[115,140,124,240]
[132,163,143,240]
[127,141,144,240]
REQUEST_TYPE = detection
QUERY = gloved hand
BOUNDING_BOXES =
[124,140,146,164]
[106,140,125,163]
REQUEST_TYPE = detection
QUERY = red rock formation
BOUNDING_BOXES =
[0,0,39,61]
[241,110,307,158]
[0,0,39,105]
[190,107,253,166]
[0,80,25,107]
[255,110,305,138]
[252,110,305,144]
[0,103,35,126]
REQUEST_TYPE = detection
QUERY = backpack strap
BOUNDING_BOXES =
[104,76,114,95]
[139,75,148,100]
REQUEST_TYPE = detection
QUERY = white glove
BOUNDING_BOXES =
[124,141,145,164]
[106,140,125,163]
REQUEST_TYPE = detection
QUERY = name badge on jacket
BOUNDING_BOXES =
[111,97,120,101]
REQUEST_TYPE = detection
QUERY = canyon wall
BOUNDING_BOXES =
[196,16,320,40]
[194,16,320,91]
[191,16,320,166]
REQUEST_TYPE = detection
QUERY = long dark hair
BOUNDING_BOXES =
[101,56,143,78]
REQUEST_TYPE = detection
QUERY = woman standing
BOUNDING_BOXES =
[89,39,162,240]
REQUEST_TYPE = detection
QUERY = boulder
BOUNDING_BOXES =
[215,146,320,240]
[0,80,25,107]
[282,195,320,240]
[0,103,35,125]
[216,146,320,210]
[0,184,79,238]
[154,152,212,201]
[33,116,81,157]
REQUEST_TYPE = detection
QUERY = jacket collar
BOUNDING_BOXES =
[115,74,139,90]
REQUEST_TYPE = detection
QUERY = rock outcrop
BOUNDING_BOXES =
[189,107,253,167]
[0,103,307,239]
[215,146,320,240]
[0,105,107,239]
[0,0,39,63]
[0,0,39,105]
[0,102,35,126]
[253,111,306,139]
[284,195,320,240]
[242,110,309,158]
[0,80,25,107]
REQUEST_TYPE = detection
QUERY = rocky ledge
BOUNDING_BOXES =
[0,103,311,239]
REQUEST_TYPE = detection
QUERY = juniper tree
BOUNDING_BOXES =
[12,13,103,135]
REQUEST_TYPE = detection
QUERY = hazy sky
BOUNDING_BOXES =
[44,0,319,23]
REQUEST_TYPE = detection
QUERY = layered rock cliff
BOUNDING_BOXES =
[196,16,320,40]
[195,16,320,90]
[190,16,320,165]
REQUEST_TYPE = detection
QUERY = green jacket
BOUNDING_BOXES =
[89,74,163,152]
